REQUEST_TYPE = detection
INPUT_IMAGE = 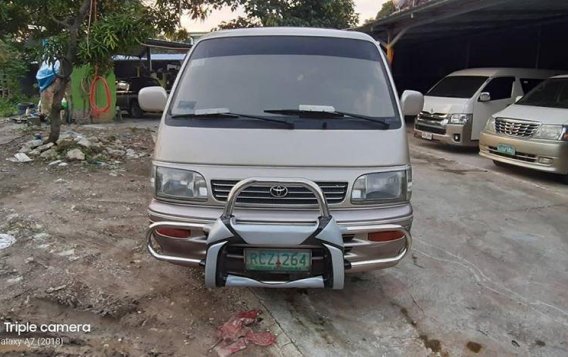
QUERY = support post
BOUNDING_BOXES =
[146,47,152,72]
[465,39,471,68]
[386,27,409,65]
[535,25,542,69]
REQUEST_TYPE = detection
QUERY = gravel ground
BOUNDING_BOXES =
[0,120,291,356]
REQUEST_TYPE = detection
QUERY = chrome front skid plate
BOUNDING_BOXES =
[146,177,413,289]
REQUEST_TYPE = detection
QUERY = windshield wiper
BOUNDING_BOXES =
[171,109,294,128]
[264,107,390,129]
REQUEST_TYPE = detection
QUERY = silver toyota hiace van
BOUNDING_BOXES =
[139,28,423,289]
[414,68,558,147]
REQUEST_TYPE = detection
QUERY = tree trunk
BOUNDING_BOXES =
[47,78,68,143]
[46,0,91,143]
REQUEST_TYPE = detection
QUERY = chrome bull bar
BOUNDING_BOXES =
[206,177,345,289]
[344,224,412,270]
[222,177,331,218]
[146,178,413,288]
[146,221,210,265]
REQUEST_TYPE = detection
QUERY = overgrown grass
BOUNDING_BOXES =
[0,95,40,117]
[0,99,15,117]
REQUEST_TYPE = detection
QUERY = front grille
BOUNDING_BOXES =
[495,118,539,138]
[488,146,537,162]
[415,123,446,135]
[418,111,448,121]
[211,180,348,205]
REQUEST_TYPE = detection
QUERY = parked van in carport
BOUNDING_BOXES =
[480,75,568,183]
[138,28,424,289]
[414,68,559,147]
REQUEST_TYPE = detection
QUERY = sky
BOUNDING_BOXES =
[182,0,388,32]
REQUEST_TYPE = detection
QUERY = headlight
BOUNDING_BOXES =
[484,117,496,133]
[533,125,564,141]
[351,169,411,204]
[154,167,208,201]
[449,113,472,125]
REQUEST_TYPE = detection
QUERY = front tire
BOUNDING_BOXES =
[129,100,144,118]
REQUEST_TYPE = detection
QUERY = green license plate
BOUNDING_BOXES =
[244,249,311,272]
[497,144,516,156]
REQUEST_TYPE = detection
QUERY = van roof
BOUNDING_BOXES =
[551,74,568,79]
[448,67,561,77]
[199,27,375,43]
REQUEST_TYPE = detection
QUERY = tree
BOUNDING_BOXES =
[0,38,27,101]
[376,1,396,19]
[215,16,261,30]
[0,0,221,142]
[217,0,359,30]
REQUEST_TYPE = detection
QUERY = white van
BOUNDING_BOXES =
[414,68,559,147]
[138,28,424,289]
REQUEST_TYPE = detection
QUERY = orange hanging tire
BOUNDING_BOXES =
[90,75,111,118]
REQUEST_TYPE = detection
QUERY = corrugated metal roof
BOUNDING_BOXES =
[359,0,568,44]
[113,53,186,62]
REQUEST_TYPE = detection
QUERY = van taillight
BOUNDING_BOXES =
[368,231,405,242]
[156,227,191,238]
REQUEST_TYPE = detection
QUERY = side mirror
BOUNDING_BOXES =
[116,81,129,92]
[400,90,424,116]
[515,95,523,102]
[139,86,167,112]
[478,92,491,102]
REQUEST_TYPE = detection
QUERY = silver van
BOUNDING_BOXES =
[139,28,424,289]
[414,68,559,147]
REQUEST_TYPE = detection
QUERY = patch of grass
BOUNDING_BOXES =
[0,96,40,117]
[0,99,16,117]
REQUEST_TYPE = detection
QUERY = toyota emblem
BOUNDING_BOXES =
[269,185,289,198]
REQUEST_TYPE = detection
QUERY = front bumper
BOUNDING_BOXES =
[414,119,477,147]
[147,199,413,273]
[479,131,568,175]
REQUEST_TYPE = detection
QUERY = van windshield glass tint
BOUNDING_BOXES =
[517,78,568,109]
[427,76,488,98]
[169,36,399,129]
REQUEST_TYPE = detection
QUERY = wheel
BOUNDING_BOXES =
[129,100,144,118]
[493,160,508,168]
[562,174,568,185]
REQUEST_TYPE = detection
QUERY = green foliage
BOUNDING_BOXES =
[215,16,261,30]
[0,0,173,71]
[217,0,359,30]
[376,1,396,19]
[152,0,214,39]
[78,2,155,73]
[0,38,27,101]
[0,99,15,117]
[0,1,32,38]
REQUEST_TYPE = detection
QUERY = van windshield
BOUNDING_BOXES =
[517,78,568,109]
[169,36,400,129]
[427,76,488,98]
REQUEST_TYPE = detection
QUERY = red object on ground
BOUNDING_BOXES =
[214,309,277,357]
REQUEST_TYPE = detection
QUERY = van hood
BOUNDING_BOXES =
[422,96,469,115]
[496,104,568,125]
[154,126,409,167]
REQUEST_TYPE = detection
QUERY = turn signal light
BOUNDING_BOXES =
[156,227,191,238]
[368,231,405,242]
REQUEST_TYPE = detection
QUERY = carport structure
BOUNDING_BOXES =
[359,0,568,93]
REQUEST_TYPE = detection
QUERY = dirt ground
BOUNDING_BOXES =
[0,120,289,357]
[2,119,567,357]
